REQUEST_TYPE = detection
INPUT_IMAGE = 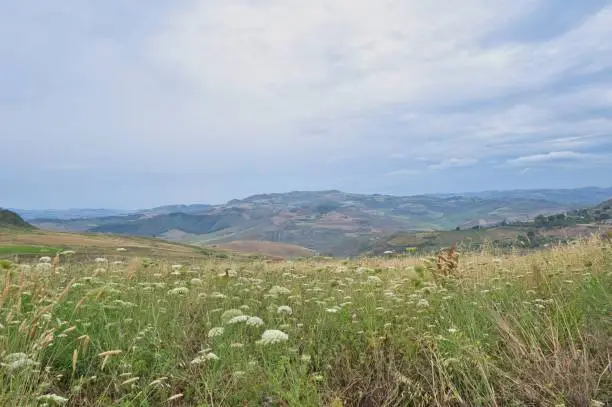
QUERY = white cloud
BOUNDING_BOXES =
[507,151,591,164]
[428,158,479,171]
[1,0,612,205]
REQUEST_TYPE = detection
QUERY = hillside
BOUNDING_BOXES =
[0,229,227,260]
[0,208,34,229]
[24,190,587,256]
[365,198,612,255]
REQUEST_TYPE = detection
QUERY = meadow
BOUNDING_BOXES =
[0,238,610,406]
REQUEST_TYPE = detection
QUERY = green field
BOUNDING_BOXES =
[0,245,62,255]
[0,237,610,406]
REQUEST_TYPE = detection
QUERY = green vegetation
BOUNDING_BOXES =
[0,209,34,229]
[0,237,610,406]
[0,245,62,255]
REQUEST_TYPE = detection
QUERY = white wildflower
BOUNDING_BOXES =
[246,316,265,327]
[60,250,75,255]
[277,305,293,315]
[325,308,339,313]
[116,247,128,252]
[227,315,249,324]
[257,329,289,345]
[1,353,39,373]
[167,287,189,295]
[94,257,107,263]
[268,286,291,296]
[190,278,202,286]
[39,256,52,263]
[191,352,219,364]
[221,309,244,324]
[36,263,53,271]
[448,328,458,334]
[417,299,430,308]
[367,275,382,284]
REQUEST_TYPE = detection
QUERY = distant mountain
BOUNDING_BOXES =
[14,208,136,221]
[447,186,612,206]
[14,203,211,221]
[0,208,35,229]
[30,189,578,256]
[364,197,612,255]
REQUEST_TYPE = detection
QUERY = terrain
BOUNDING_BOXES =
[0,228,225,260]
[0,208,34,229]
[0,236,610,406]
[21,187,612,256]
[367,198,612,255]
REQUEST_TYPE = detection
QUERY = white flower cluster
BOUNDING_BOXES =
[257,329,289,345]
[276,305,293,315]
[268,286,291,296]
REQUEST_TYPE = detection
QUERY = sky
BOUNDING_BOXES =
[2,0,612,209]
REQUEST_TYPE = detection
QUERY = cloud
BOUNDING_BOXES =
[1,1,612,206]
[507,151,592,164]
[428,158,479,171]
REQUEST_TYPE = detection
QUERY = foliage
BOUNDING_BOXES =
[0,209,34,229]
[0,237,610,406]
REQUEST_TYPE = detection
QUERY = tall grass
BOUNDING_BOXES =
[0,237,610,406]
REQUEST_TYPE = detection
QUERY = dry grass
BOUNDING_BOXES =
[214,240,314,258]
[0,236,610,406]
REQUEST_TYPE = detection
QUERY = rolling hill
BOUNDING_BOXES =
[0,209,34,229]
[23,189,597,256]
[364,198,612,255]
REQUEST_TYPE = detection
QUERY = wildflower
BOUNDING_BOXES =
[277,305,293,315]
[417,299,430,308]
[325,308,339,313]
[116,247,127,252]
[36,263,53,271]
[167,287,189,295]
[257,329,289,345]
[190,278,202,286]
[301,354,312,362]
[94,258,107,263]
[246,316,265,327]
[37,394,69,405]
[227,315,249,324]
[1,353,39,373]
[191,352,219,364]
[231,342,244,348]
[60,250,76,255]
[39,256,52,263]
[448,328,458,334]
[367,275,382,284]
[221,309,244,324]
[208,327,224,338]
[268,286,291,296]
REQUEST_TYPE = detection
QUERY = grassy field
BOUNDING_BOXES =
[0,237,610,406]
[0,245,63,255]
[0,229,225,261]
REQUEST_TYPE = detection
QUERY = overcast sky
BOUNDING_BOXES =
[2,1,612,209]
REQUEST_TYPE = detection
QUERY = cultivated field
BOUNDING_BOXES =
[0,238,610,406]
